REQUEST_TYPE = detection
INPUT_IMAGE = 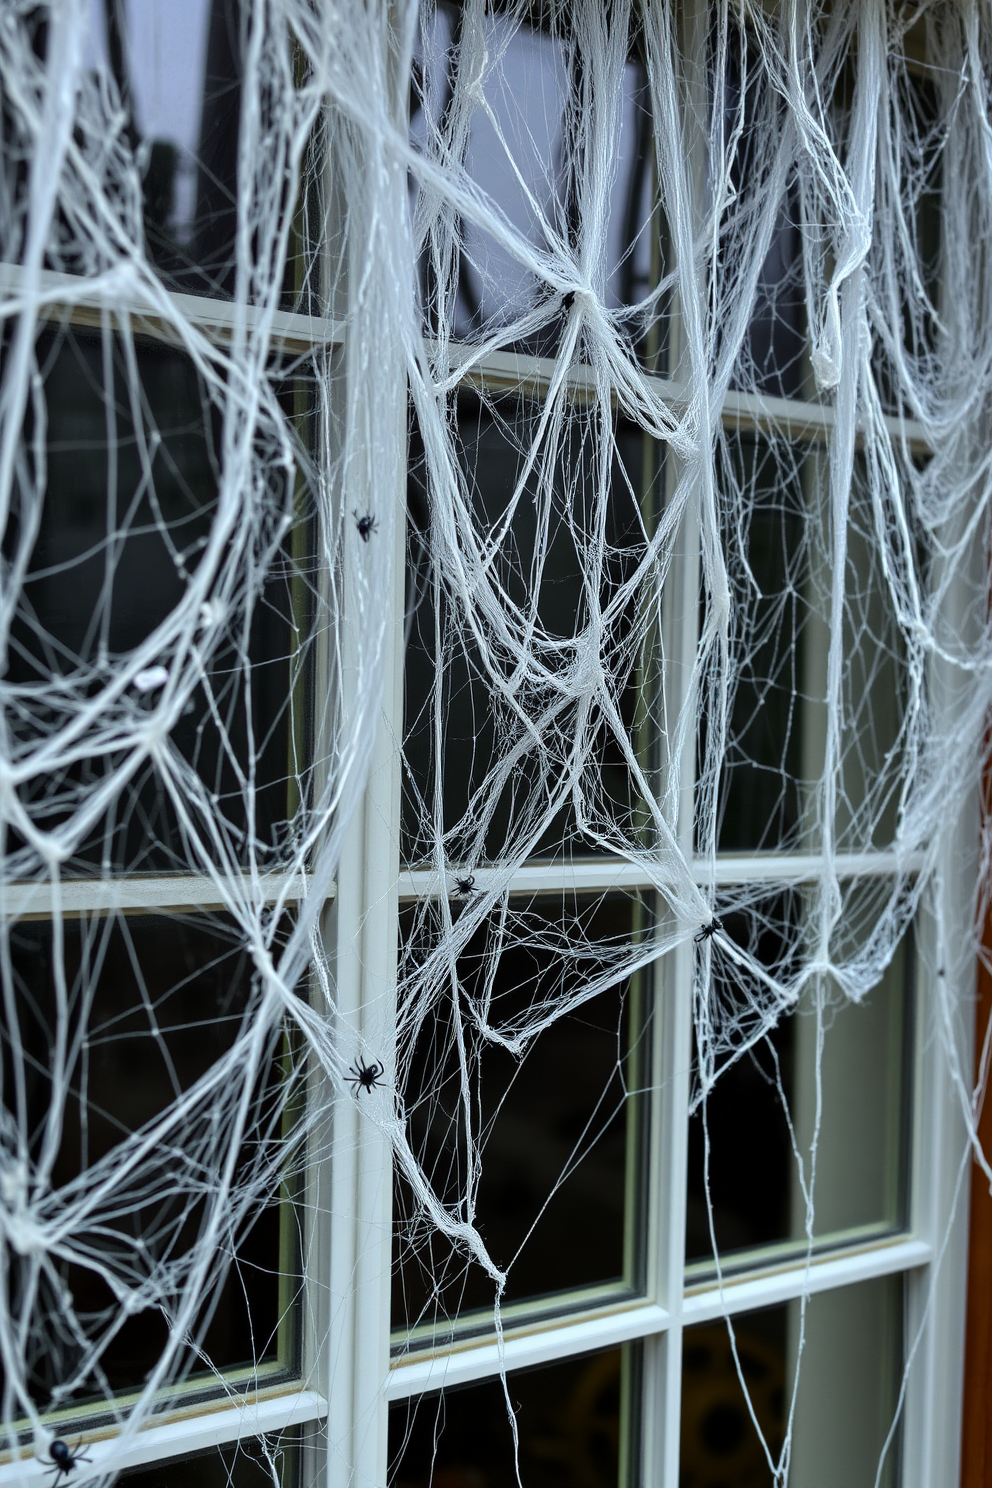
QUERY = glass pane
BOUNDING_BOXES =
[393,893,651,1339]
[389,1345,636,1488]
[411,5,659,357]
[120,1432,301,1486]
[713,436,909,854]
[863,62,942,417]
[0,3,315,304]
[717,21,807,400]
[680,1277,902,1488]
[6,324,305,874]
[686,888,911,1270]
[404,394,663,865]
[2,914,297,1410]
[74,1,308,302]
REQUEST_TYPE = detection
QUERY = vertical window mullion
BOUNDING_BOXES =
[644,4,712,1486]
[322,110,409,1488]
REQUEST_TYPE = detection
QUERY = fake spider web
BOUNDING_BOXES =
[0,0,991,1483]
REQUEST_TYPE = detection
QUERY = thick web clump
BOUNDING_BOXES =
[1,0,992,1481]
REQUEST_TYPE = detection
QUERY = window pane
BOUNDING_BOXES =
[389,1345,637,1488]
[7,325,306,874]
[2,4,313,305]
[404,394,663,865]
[2,914,297,1411]
[716,20,807,400]
[711,435,807,853]
[680,1277,902,1488]
[713,436,909,854]
[686,888,911,1270]
[120,1432,301,1486]
[412,5,659,356]
[393,893,651,1338]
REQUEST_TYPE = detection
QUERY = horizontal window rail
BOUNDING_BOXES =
[387,1235,931,1400]
[0,266,931,453]
[0,1389,326,1481]
[0,872,317,919]
[399,850,924,902]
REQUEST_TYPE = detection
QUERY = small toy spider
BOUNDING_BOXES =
[452,874,476,897]
[694,917,724,944]
[354,510,378,542]
[345,1058,386,1094]
[45,1439,91,1481]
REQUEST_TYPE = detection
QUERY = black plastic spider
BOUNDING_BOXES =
[452,874,476,897]
[345,1058,386,1094]
[354,510,378,542]
[46,1439,91,1481]
[694,917,724,944]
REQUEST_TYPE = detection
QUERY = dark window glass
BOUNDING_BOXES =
[393,893,650,1338]
[715,22,807,400]
[5,325,306,874]
[686,888,911,1269]
[711,436,909,855]
[404,394,662,865]
[710,434,807,853]
[120,1432,301,1486]
[1,914,298,1410]
[389,1345,635,1488]
[681,1279,902,1488]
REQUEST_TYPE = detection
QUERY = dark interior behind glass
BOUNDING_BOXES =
[394,892,650,1336]
[404,393,662,865]
[389,1345,633,1488]
[4,325,303,874]
[1,913,298,1410]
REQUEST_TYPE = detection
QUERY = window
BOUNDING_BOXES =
[0,3,327,1481]
[0,4,985,1488]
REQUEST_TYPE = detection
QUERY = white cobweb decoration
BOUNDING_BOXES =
[0,0,990,1481]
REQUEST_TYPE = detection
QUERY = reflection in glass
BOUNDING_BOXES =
[120,1433,300,1486]
[680,1279,902,1488]
[389,1346,635,1488]
[68,1,240,294]
[6,325,304,873]
[38,1,312,303]
[1,914,296,1408]
[686,891,911,1269]
[411,5,658,356]
[404,392,663,864]
[393,894,650,1336]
